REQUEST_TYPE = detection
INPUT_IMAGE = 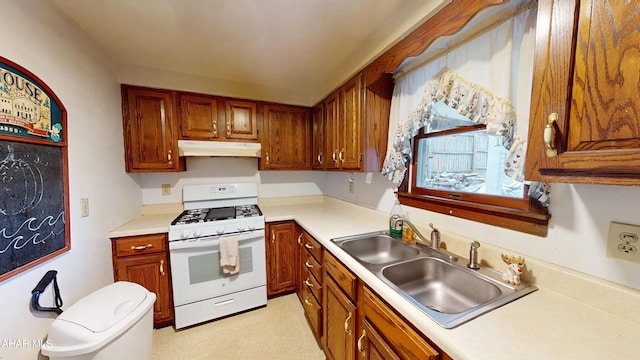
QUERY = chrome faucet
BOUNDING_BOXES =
[393,217,430,246]
[467,241,481,270]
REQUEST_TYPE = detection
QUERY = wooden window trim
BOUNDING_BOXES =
[399,127,550,237]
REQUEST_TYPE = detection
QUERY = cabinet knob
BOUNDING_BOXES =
[160,259,165,276]
[544,113,558,158]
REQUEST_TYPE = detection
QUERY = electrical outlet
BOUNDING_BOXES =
[80,198,89,217]
[607,222,640,263]
[161,184,171,196]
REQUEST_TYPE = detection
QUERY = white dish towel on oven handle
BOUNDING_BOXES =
[220,235,240,274]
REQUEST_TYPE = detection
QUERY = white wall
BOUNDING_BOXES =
[139,157,325,204]
[324,172,640,292]
[1,1,141,359]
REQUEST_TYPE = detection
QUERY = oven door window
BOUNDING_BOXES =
[188,247,254,284]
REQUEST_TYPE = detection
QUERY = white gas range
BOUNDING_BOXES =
[168,183,266,329]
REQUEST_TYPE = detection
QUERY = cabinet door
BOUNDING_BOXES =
[357,319,401,360]
[361,286,439,360]
[178,94,219,139]
[226,100,258,141]
[311,103,325,170]
[122,86,183,172]
[324,276,356,360]
[324,90,341,170]
[262,104,311,170]
[115,253,173,327]
[339,74,363,170]
[267,222,297,296]
[525,0,640,185]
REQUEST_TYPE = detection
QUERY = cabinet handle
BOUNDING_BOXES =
[271,232,275,243]
[304,243,314,250]
[297,234,302,245]
[332,150,338,164]
[213,120,218,134]
[344,312,352,335]
[357,329,366,355]
[131,244,153,251]
[317,152,323,164]
[304,296,313,307]
[544,113,558,158]
[226,120,231,136]
[304,278,314,288]
[339,148,345,163]
[160,259,165,276]
[167,150,172,165]
[266,152,270,164]
[304,260,313,269]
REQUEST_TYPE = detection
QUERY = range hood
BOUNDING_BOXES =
[178,140,262,158]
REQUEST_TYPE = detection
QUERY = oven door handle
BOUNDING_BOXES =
[169,231,264,251]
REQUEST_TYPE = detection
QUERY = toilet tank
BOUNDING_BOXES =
[42,281,156,360]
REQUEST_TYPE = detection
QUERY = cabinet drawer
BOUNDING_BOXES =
[112,233,167,257]
[324,251,357,302]
[301,285,322,340]
[302,251,322,283]
[303,266,322,302]
[302,231,322,262]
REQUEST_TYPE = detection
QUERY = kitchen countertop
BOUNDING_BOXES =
[109,196,640,359]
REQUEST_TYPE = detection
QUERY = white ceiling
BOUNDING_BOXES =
[48,0,446,105]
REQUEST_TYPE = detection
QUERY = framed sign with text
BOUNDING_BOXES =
[0,56,69,282]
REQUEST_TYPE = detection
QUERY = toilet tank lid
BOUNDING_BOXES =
[42,281,156,357]
[58,281,151,332]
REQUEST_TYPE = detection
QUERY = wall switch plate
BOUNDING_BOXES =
[607,221,640,263]
[80,198,89,217]
[161,184,171,196]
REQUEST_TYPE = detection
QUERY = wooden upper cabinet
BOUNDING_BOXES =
[121,85,185,172]
[311,103,325,170]
[178,93,219,139]
[316,72,393,173]
[226,100,259,141]
[525,0,640,185]
[340,75,363,170]
[261,104,311,170]
[323,90,341,170]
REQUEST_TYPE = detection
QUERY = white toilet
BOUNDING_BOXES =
[42,281,156,360]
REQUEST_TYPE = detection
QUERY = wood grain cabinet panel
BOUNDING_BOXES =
[525,0,640,185]
[178,94,219,139]
[111,233,174,328]
[261,104,311,170]
[226,100,258,141]
[121,85,184,172]
[311,103,325,170]
[266,221,298,296]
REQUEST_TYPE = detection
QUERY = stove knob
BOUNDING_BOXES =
[248,224,256,231]
[180,231,189,239]
[194,229,202,237]
[216,226,224,235]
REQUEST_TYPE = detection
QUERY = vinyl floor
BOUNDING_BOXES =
[152,293,326,360]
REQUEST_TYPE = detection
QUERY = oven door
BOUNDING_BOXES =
[169,229,266,307]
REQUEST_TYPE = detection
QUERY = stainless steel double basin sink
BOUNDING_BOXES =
[331,231,537,328]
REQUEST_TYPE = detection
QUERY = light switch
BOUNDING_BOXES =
[80,198,89,217]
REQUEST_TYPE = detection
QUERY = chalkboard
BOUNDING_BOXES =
[0,140,67,277]
[0,55,69,282]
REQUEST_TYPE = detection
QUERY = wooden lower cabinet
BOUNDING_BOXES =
[111,233,174,328]
[359,286,447,360]
[324,275,356,360]
[266,221,298,296]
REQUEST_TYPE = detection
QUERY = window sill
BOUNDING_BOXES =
[397,192,550,237]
